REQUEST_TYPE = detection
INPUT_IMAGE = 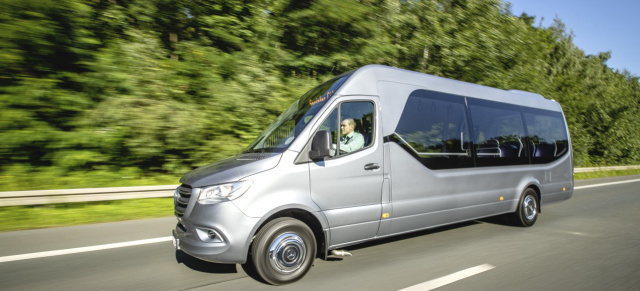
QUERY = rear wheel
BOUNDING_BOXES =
[512,188,539,227]
[251,218,316,285]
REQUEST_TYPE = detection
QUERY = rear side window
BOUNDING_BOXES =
[468,99,529,167]
[523,108,569,164]
[393,90,473,170]
[392,90,569,170]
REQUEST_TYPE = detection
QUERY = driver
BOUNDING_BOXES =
[338,118,365,153]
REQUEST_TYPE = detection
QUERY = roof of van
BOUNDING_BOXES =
[336,64,562,112]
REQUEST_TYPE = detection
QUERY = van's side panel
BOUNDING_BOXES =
[371,73,572,235]
[308,96,385,248]
[386,143,517,234]
[539,154,574,205]
[540,112,574,205]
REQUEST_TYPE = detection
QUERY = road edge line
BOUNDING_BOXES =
[574,178,640,190]
[0,236,173,263]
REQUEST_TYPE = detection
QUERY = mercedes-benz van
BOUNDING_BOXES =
[172,65,573,285]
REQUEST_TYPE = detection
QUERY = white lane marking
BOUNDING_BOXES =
[574,178,640,190]
[398,264,495,291]
[0,236,173,263]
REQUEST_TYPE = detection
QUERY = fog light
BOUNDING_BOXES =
[195,228,224,243]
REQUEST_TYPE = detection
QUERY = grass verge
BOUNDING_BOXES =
[0,198,173,232]
[573,169,640,180]
[1,170,640,232]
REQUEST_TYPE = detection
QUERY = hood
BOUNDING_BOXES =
[180,153,282,188]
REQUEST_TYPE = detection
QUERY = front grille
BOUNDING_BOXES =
[178,186,191,198]
[174,185,192,218]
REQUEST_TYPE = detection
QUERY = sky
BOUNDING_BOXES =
[507,0,640,77]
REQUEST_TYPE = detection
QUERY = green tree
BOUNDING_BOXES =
[1,0,640,190]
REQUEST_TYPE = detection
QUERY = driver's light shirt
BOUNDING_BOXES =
[340,132,365,153]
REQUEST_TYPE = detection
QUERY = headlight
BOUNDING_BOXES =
[197,181,253,204]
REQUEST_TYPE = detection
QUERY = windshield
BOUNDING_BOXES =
[244,73,352,153]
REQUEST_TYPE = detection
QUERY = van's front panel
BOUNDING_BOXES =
[173,187,260,264]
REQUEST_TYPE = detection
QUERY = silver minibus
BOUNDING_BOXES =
[172,65,573,284]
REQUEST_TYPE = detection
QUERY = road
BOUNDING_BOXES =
[1,175,639,291]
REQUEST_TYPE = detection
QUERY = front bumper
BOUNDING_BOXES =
[173,200,260,264]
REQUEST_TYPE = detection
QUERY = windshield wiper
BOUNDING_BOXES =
[243,148,271,154]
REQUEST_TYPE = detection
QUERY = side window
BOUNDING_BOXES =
[468,99,529,167]
[523,108,569,164]
[394,90,473,170]
[319,101,374,157]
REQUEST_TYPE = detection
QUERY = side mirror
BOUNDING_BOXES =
[309,130,331,160]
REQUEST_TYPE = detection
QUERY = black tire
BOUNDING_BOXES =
[250,217,316,285]
[511,188,539,227]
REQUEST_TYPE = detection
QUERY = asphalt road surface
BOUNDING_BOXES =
[1,175,639,291]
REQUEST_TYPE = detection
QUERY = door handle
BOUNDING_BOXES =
[364,163,380,171]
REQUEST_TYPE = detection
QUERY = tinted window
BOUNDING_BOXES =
[523,108,569,164]
[393,90,473,170]
[468,99,529,167]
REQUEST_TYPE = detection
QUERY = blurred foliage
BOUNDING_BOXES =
[1,0,639,191]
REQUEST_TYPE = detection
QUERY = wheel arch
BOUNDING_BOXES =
[523,183,542,213]
[518,177,542,214]
[244,207,328,262]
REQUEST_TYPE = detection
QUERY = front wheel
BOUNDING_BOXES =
[511,188,539,227]
[250,218,316,285]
